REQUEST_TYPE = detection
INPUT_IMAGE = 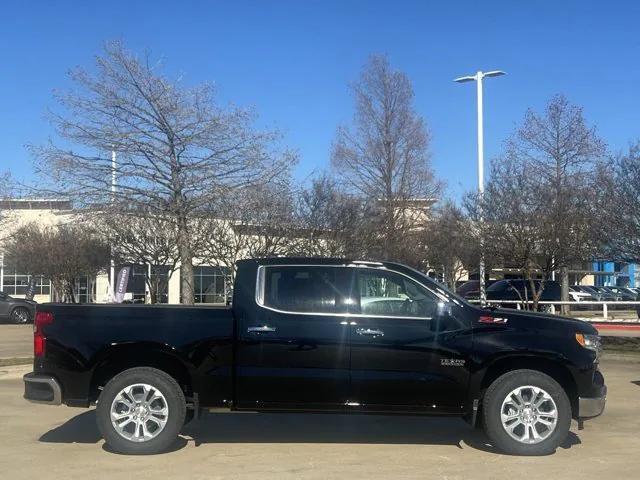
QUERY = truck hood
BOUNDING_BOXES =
[483,307,599,335]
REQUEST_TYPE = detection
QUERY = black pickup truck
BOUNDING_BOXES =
[24,258,606,455]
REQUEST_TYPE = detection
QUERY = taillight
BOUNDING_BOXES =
[34,311,54,357]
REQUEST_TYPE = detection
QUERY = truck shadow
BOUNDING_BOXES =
[39,410,581,455]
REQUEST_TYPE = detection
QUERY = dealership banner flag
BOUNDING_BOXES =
[114,266,131,303]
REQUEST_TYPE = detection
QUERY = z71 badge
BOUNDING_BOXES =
[441,359,466,367]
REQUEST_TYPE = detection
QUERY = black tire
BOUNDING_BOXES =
[482,369,571,456]
[10,307,31,324]
[96,367,186,455]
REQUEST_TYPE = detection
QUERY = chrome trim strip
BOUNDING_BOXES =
[254,263,439,320]
[257,302,433,320]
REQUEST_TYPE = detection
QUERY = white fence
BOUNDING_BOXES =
[468,299,640,322]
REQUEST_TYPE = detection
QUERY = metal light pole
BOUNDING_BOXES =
[454,70,505,305]
[109,148,116,299]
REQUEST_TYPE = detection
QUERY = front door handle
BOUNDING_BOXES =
[247,325,277,334]
[356,328,384,337]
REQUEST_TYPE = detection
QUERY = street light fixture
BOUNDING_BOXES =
[454,70,505,305]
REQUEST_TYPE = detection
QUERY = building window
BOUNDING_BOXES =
[114,264,171,303]
[74,276,95,303]
[193,266,230,304]
[1,261,50,297]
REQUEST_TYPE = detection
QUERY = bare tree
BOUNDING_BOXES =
[331,54,440,264]
[31,41,295,304]
[4,223,110,302]
[0,172,13,226]
[293,175,378,258]
[604,142,640,263]
[196,182,296,284]
[421,201,479,290]
[469,95,606,310]
[513,95,605,310]
[467,156,548,309]
[97,211,180,303]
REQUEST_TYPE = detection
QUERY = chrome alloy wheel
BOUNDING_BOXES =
[500,385,558,444]
[13,309,29,323]
[110,383,169,442]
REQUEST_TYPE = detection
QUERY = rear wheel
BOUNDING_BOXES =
[482,369,571,455]
[96,367,186,455]
[10,307,31,324]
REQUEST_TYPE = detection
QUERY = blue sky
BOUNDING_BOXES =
[1,0,639,199]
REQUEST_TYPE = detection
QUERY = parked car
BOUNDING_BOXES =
[24,258,606,456]
[0,291,36,324]
[455,279,497,300]
[593,286,623,301]
[574,285,617,302]
[486,279,562,310]
[602,286,638,301]
[568,286,593,302]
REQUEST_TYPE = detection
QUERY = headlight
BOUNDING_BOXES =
[576,333,602,361]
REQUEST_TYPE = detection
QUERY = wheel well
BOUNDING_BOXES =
[480,356,578,417]
[89,347,192,403]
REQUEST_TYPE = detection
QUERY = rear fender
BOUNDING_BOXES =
[89,342,195,403]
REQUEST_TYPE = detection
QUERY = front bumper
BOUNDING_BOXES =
[23,373,62,405]
[578,385,607,418]
[578,367,606,419]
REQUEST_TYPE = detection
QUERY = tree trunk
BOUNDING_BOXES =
[177,216,194,305]
[560,266,570,315]
[64,280,76,303]
[51,279,64,302]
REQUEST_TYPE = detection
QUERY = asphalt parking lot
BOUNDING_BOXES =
[0,356,638,480]
[0,325,33,359]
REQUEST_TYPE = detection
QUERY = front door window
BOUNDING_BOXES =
[357,269,438,318]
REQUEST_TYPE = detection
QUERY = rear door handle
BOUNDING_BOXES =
[356,328,384,337]
[247,325,277,333]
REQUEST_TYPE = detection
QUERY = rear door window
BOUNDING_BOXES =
[262,266,353,314]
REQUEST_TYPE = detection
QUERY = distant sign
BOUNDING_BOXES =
[114,266,131,303]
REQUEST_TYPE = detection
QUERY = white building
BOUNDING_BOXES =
[0,199,230,305]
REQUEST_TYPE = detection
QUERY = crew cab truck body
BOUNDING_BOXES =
[24,258,606,455]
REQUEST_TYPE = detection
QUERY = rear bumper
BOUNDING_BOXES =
[23,373,62,405]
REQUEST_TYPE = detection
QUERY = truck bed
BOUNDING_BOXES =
[34,303,235,407]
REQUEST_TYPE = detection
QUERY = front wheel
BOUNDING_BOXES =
[96,367,186,455]
[482,369,571,455]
